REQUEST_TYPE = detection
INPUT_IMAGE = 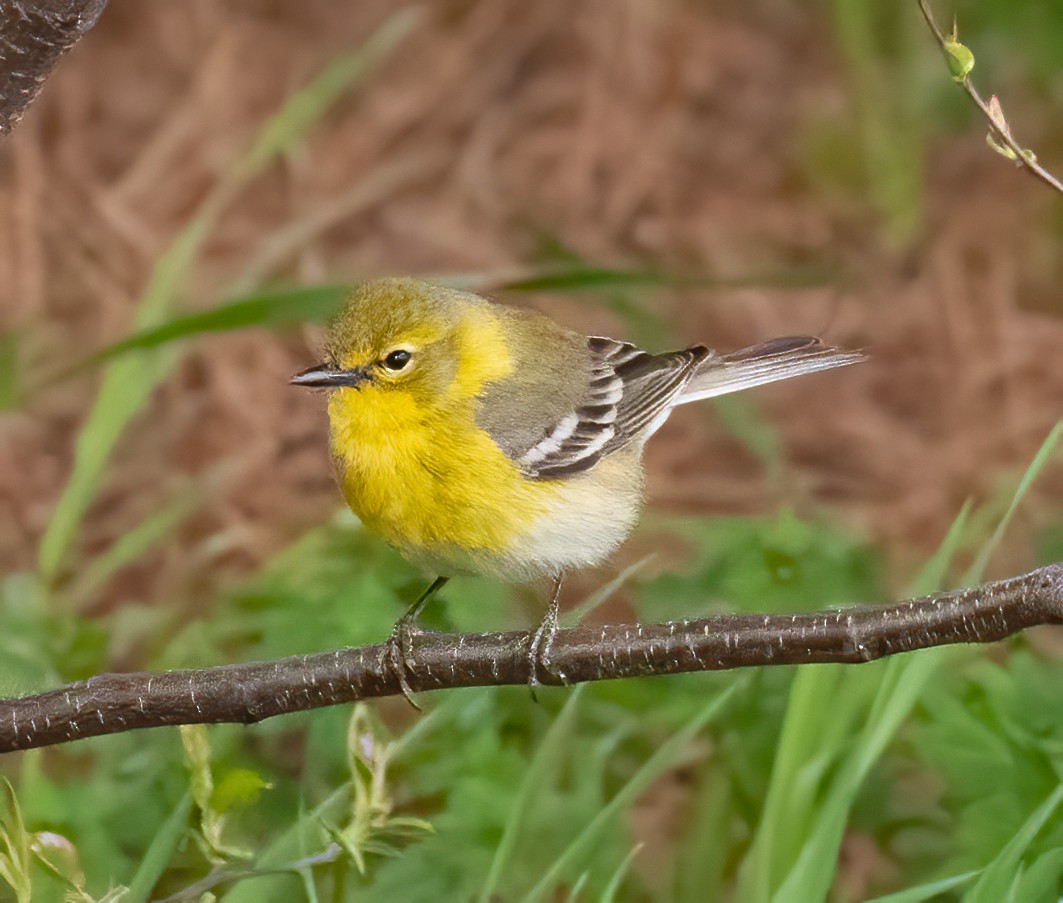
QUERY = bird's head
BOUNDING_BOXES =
[291,278,472,400]
[291,278,510,417]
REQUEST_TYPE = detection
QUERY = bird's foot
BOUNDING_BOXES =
[381,616,423,711]
[379,576,449,711]
[527,574,566,700]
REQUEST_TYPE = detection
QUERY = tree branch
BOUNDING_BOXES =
[1,564,1062,753]
[0,0,110,135]
[916,0,1063,195]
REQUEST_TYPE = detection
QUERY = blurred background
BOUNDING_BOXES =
[2,1,1063,900]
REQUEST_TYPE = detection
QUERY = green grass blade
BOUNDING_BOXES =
[77,285,349,372]
[234,9,420,180]
[524,681,739,902]
[865,869,980,902]
[493,263,832,294]
[35,268,663,386]
[562,556,651,628]
[830,0,923,244]
[222,787,350,903]
[125,793,193,903]
[964,784,1063,903]
[598,843,642,903]
[35,254,836,392]
[36,214,211,584]
[712,394,782,480]
[736,505,972,903]
[497,266,674,294]
[0,778,32,903]
[908,499,972,596]
[1004,846,1063,902]
[67,479,208,605]
[963,421,1063,584]
[770,424,1063,902]
[770,656,942,902]
[479,686,585,903]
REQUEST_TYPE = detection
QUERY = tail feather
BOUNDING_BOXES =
[676,336,864,405]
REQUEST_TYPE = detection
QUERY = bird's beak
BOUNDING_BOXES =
[289,364,369,388]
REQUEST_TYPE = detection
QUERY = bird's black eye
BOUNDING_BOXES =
[383,349,412,371]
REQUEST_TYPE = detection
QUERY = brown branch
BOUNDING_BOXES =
[1,564,1062,753]
[0,0,110,136]
[917,0,1063,195]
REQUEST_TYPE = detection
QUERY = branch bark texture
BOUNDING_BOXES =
[2,564,1062,753]
[0,0,109,135]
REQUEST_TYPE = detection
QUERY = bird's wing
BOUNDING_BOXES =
[519,337,708,480]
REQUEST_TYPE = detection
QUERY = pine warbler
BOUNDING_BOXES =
[292,278,863,691]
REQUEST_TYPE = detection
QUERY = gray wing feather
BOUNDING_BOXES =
[521,337,708,479]
[676,336,865,404]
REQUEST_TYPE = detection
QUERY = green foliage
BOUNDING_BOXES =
[0,778,32,903]
[635,509,880,623]
[735,423,1062,903]
[913,652,1063,897]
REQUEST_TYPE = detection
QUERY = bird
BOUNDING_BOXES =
[291,277,863,697]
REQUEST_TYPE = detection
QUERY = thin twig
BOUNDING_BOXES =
[1,564,1062,753]
[916,0,1063,194]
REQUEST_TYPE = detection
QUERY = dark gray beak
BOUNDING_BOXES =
[289,364,369,388]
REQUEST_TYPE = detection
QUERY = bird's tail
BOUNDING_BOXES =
[676,336,865,405]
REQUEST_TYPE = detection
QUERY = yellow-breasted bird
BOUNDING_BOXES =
[292,278,863,693]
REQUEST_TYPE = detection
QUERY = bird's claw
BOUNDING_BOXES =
[382,619,422,711]
[527,596,564,700]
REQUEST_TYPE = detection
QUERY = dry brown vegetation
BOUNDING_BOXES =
[2,0,1062,609]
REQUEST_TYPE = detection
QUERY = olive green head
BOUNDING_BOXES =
[290,278,486,397]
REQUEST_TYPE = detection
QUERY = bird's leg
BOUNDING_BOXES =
[528,573,565,695]
[383,575,449,710]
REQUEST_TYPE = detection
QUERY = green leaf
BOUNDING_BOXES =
[986,132,1019,162]
[944,37,975,82]
[126,793,194,903]
[866,869,980,902]
[79,285,350,372]
[964,421,1062,584]
[181,725,252,863]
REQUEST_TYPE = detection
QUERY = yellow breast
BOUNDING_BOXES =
[329,387,549,557]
